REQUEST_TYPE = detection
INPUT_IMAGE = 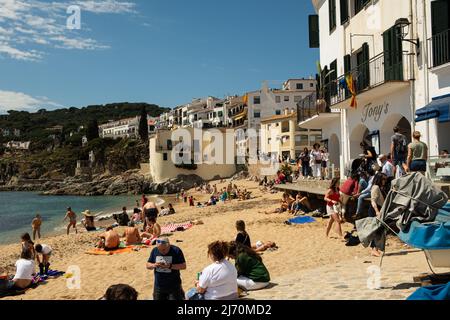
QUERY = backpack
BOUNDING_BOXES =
[395,135,407,155]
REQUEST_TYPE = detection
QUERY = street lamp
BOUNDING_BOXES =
[395,18,420,50]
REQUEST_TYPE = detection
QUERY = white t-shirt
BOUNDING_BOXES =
[198,259,237,300]
[13,259,35,281]
[40,244,52,255]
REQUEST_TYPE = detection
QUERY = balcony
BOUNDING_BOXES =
[324,51,412,109]
[428,29,450,70]
[297,93,340,130]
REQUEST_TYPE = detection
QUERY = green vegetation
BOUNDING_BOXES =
[0,102,168,144]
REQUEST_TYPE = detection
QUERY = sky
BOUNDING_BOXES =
[0,0,319,113]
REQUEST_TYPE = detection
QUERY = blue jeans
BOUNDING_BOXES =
[410,160,426,172]
[356,192,371,215]
[302,163,310,177]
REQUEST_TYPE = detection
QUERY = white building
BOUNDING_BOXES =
[99,116,139,139]
[303,0,449,178]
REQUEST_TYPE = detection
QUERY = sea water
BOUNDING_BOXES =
[0,192,165,245]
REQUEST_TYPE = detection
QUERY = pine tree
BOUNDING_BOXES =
[86,119,99,141]
[138,107,148,141]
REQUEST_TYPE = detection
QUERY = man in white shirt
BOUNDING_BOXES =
[379,154,394,178]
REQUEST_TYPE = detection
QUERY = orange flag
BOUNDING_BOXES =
[346,74,357,109]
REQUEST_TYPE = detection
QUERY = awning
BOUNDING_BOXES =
[416,94,450,123]
[298,112,340,129]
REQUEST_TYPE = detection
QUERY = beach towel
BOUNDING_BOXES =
[161,222,193,234]
[85,246,137,256]
[287,216,316,225]
[407,282,450,300]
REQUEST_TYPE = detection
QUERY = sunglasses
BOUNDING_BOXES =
[156,240,168,244]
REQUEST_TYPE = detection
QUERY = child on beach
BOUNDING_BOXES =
[63,207,78,235]
[324,178,344,239]
[21,233,36,260]
[31,214,42,240]
[35,244,52,275]
[141,217,161,245]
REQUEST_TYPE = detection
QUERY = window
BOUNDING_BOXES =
[294,96,302,103]
[254,111,261,118]
[163,153,168,161]
[275,96,281,103]
[296,83,304,90]
[254,96,261,104]
[218,111,223,117]
[329,0,336,32]
[284,96,290,102]
[340,0,349,24]
[166,140,172,150]
[309,15,320,48]
[275,110,281,115]
[354,0,370,15]
[268,138,272,144]
[310,83,314,87]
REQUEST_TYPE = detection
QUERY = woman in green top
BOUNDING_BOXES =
[407,131,428,174]
[227,241,270,291]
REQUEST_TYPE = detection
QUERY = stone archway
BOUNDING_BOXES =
[350,124,369,159]
[380,114,412,155]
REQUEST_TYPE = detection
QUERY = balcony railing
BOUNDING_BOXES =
[297,93,330,123]
[323,51,412,107]
[428,29,450,69]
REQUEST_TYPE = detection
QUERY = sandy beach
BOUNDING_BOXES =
[0,179,428,300]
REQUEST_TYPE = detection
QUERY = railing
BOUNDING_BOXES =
[297,93,330,123]
[323,51,412,107]
[428,29,450,68]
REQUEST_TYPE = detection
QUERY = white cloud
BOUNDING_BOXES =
[0,90,64,113]
[0,0,137,61]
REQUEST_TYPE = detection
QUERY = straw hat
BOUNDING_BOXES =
[82,210,94,217]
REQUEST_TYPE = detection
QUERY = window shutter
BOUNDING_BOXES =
[309,15,320,48]
[329,0,337,31]
[344,54,351,73]
[431,0,449,36]
[340,0,349,25]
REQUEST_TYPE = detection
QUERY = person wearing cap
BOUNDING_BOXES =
[63,207,77,235]
[378,154,394,178]
[407,131,428,174]
[81,210,97,232]
[146,237,186,300]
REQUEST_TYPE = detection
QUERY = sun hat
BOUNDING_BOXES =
[82,210,94,217]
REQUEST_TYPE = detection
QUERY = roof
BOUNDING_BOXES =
[261,112,297,123]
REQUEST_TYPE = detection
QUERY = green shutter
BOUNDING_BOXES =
[361,43,370,88]
[431,0,449,35]
[309,15,320,48]
[383,26,403,81]
[329,0,336,31]
[344,54,351,98]
[340,0,349,25]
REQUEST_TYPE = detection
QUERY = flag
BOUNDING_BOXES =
[243,94,248,105]
[346,74,357,108]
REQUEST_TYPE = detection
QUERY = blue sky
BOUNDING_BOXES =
[0,0,319,113]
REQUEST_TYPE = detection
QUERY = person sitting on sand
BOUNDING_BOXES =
[114,207,130,227]
[8,248,36,290]
[324,178,344,239]
[132,208,142,223]
[141,217,161,245]
[168,203,175,215]
[235,220,277,252]
[187,241,238,300]
[262,192,294,214]
[122,221,141,246]
[291,193,312,215]
[21,233,36,260]
[31,214,42,240]
[97,226,120,251]
[102,284,138,300]
[159,206,170,216]
[35,244,52,275]
[227,242,270,291]
[81,210,97,231]
[63,207,78,235]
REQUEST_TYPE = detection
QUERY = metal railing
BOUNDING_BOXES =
[297,93,330,123]
[428,29,450,68]
[323,51,412,107]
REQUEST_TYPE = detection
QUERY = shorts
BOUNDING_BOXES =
[410,160,427,172]
[144,208,158,219]
[326,205,337,217]
[321,162,327,168]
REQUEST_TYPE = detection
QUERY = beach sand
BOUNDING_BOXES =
[0,179,423,300]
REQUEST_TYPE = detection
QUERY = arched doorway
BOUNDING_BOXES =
[380,114,412,155]
[350,124,369,159]
[328,134,340,168]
